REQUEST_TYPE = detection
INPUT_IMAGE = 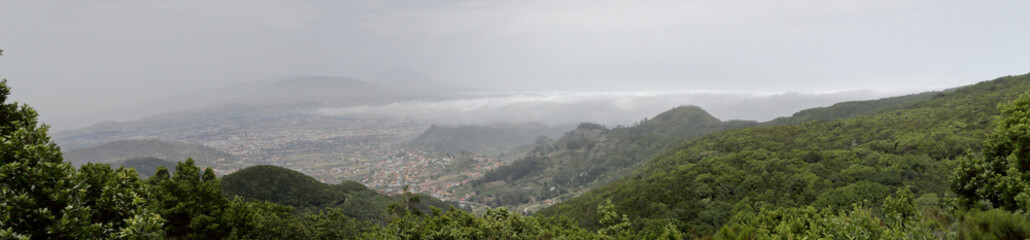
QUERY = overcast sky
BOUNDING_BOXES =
[2,0,1029,129]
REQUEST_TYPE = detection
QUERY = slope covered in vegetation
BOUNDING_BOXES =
[538,73,1030,237]
[221,165,458,222]
[762,91,940,126]
[459,106,758,210]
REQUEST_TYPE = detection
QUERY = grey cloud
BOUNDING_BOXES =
[313,90,917,127]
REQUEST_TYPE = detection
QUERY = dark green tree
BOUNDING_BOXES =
[0,79,95,239]
[78,163,164,239]
[149,159,241,239]
[882,186,917,226]
[388,185,422,217]
[0,77,161,239]
[362,206,598,239]
[597,199,631,240]
[953,93,1030,211]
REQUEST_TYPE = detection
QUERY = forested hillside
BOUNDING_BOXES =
[463,97,953,212]
[538,73,1030,238]
[761,91,940,126]
[459,106,758,210]
[221,165,458,222]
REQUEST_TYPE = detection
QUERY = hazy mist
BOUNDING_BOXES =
[2,1,1029,130]
[314,90,909,127]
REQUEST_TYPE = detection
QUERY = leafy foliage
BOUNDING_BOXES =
[362,206,599,239]
[227,201,371,240]
[78,163,164,238]
[147,159,243,239]
[1,79,163,239]
[957,209,1030,240]
[952,93,1030,211]
[1,79,98,239]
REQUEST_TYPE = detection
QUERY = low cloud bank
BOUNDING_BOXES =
[313,90,920,127]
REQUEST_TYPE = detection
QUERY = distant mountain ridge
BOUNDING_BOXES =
[62,138,232,167]
[52,75,442,148]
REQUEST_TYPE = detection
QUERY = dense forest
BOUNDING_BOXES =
[3,47,1030,239]
[538,73,1030,238]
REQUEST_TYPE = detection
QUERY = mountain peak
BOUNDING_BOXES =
[648,105,718,124]
[630,105,725,137]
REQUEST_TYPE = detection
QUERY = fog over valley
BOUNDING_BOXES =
[313,88,917,127]
[46,72,922,131]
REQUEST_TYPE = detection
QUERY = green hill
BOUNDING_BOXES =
[62,138,232,167]
[221,165,458,222]
[455,106,759,210]
[536,73,1030,236]
[113,157,177,178]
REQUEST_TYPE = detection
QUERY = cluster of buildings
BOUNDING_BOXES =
[357,150,503,200]
[148,115,508,204]
[202,121,427,165]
